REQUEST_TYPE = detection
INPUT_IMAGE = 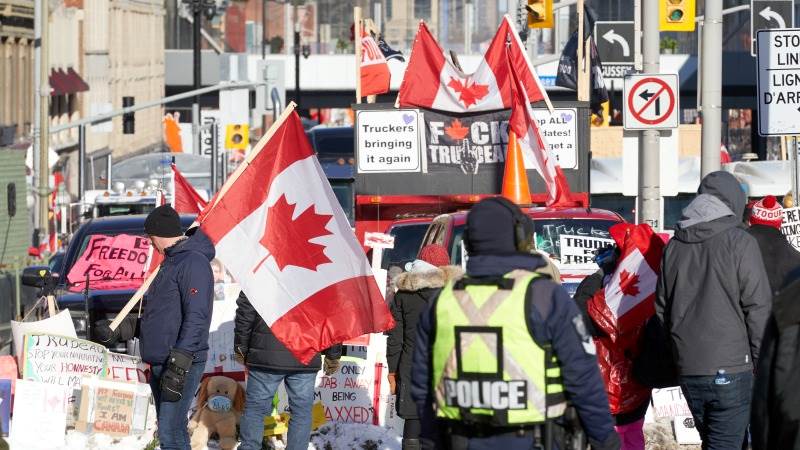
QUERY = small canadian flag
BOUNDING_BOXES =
[197,108,393,363]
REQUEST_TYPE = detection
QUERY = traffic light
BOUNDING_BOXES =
[225,124,249,150]
[527,0,553,29]
[659,0,695,32]
[122,96,134,134]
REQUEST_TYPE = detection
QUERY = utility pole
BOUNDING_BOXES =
[638,0,661,229]
[192,1,202,156]
[294,8,301,109]
[700,0,722,177]
[262,0,267,59]
[34,0,50,246]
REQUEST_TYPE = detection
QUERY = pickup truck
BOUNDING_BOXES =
[22,214,196,353]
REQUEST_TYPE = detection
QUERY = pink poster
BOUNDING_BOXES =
[67,234,152,291]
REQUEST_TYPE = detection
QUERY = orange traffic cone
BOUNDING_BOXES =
[501,130,532,205]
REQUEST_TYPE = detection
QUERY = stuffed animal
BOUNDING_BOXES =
[189,375,246,450]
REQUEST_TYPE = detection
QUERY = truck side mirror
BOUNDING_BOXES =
[7,183,15,218]
[21,266,51,288]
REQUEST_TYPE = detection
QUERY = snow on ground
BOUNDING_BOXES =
[309,423,401,450]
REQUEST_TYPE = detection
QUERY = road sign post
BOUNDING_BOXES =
[595,21,635,82]
[751,0,794,56]
[623,74,680,130]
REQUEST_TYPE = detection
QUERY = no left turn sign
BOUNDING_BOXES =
[623,73,680,130]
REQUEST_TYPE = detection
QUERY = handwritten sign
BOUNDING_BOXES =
[92,387,135,437]
[651,386,692,419]
[105,352,150,383]
[9,379,70,448]
[66,234,151,290]
[76,377,151,437]
[22,334,106,387]
[781,207,800,251]
[559,235,614,268]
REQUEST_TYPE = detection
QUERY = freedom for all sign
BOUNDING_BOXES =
[66,234,153,291]
[422,107,578,174]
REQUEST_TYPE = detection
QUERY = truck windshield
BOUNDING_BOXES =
[381,223,430,270]
[451,218,619,266]
[64,231,150,292]
[95,203,155,217]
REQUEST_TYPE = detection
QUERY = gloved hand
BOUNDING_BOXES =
[94,320,119,345]
[323,356,340,376]
[160,348,194,402]
[387,372,397,395]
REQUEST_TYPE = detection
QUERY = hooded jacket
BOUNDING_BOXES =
[386,265,463,418]
[748,224,800,295]
[140,228,215,365]
[234,292,342,372]
[656,171,771,376]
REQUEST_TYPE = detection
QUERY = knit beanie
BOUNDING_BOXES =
[418,244,450,267]
[144,205,183,237]
[749,195,783,229]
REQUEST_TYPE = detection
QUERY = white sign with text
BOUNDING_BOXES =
[356,110,423,173]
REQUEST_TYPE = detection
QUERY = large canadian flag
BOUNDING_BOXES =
[361,32,391,97]
[588,223,664,337]
[197,110,393,363]
[506,48,572,207]
[398,15,551,113]
[171,163,208,214]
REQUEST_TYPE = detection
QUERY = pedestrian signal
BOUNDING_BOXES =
[225,124,249,150]
[660,0,695,32]
[527,0,553,29]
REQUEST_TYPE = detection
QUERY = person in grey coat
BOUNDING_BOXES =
[656,171,771,450]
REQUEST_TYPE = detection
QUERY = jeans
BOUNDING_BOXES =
[680,371,753,450]
[149,361,206,450]
[239,369,317,450]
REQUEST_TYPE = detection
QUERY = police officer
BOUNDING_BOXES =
[410,198,620,450]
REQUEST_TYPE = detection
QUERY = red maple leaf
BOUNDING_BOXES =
[444,119,470,141]
[618,270,640,297]
[446,77,490,108]
[255,195,333,272]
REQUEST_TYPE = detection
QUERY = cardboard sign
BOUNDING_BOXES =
[674,415,702,444]
[559,235,614,268]
[11,309,77,360]
[9,379,70,448]
[356,109,423,173]
[105,352,150,383]
[781,207,800,251]
[92,386,135,436]
[651,386,692,419]
[22,334,106,387]
[76,377,151,437]
[364,232,395,249]
[66,234,152,290]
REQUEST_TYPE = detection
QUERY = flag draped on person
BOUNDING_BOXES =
[196,108,393,363]
[398,15,551,113]
[506,47,573,206]
[587,223,665,413]
[361,31,391,96]
[171,163,208,214]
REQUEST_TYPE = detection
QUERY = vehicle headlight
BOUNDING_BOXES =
[134,180,146,191]
[72,316,87,336]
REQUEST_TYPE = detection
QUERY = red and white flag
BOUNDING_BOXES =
[506,48,572,206]
[361,32,391,97]
[171,163,208,214]
[587,223,665,335]
[197,110,393,363]
[398,15,551,113]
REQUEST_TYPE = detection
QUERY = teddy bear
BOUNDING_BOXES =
[188,375,246,450]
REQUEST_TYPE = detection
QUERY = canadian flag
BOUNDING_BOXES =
[361,32,391,97]
[588,223,664,337]
[171,163,208,214]
[506,48,573,207]
[398,15,551,113]
[197,110,393,363]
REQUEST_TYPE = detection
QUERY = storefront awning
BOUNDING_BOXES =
[49,68,89,96]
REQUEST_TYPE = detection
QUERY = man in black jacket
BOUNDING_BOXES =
[747,195,800,294]
[657,171,771,450]
[234,292,341,450]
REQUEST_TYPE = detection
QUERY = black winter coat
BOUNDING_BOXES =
[234,292,341,372]
[752,279,800,450]
[748,224,800,295]
[386,266,462,418]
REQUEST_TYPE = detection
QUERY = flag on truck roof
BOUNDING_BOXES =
[197,108,393,363]
[398,15,552,113]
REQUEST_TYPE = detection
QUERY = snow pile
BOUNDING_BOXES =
[644,419,701,450]
[309,423,401,450]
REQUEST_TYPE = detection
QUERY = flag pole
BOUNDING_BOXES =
[355,6,363,104]
[109,102,299,331]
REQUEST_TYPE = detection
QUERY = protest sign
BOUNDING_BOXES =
[22,333,106,387]
[203,277,246,378]
[0,379,10,436]
[650,386,692,419]
[91,386,135,436]
[105,352,149,383]
[782,207,800,251]
[11,308,77,359]
[674,415,702,445]
[66,234,152,290]
[559,235,614,268]
[76,377,150,437]
[356,110,423,173]
[9,379,70,448]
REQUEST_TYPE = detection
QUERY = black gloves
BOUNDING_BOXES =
[160,348,194,402]
[94,317,138,345]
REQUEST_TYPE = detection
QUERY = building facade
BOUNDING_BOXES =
[0,0,34,147]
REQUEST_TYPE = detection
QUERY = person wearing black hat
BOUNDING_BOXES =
[141,205,215,450]
[410,197,619,450]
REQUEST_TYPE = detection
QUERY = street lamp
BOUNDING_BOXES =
[183,0,217,155]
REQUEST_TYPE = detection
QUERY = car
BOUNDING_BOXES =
[22,214,196,353]
[419,206,625,296]
[380,216,436,271]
